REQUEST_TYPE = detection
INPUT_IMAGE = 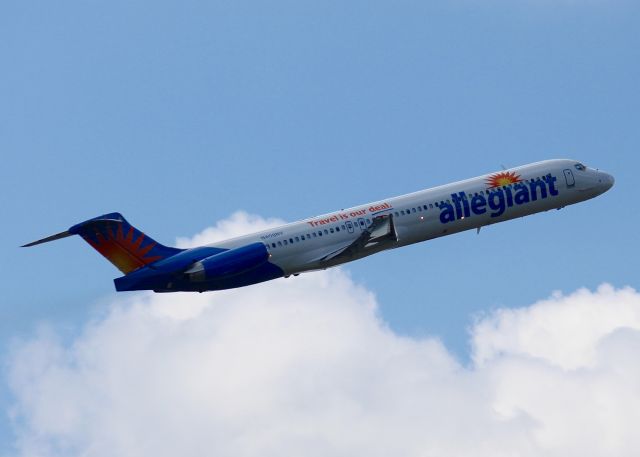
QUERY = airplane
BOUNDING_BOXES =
[23,159,614,293]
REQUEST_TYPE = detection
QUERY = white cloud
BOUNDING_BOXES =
[472,284,640,370]
[175,211,285,248]
[7,213,640,457]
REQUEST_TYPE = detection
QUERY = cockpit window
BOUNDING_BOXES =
[574,163,586,171]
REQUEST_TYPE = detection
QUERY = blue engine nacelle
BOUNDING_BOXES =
[184,242,270,282]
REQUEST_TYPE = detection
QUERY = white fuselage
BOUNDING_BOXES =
[207,159,614,276]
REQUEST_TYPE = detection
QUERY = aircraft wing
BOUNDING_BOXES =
[319,214,398,263]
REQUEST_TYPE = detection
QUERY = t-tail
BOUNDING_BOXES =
[22,212,183,274]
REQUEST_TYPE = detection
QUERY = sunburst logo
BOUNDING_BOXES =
[84,223,163,274]
[486,171,521,189]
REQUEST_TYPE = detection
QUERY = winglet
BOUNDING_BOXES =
[21,230,73,247]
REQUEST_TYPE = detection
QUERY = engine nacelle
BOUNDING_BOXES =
[184,242,269,282]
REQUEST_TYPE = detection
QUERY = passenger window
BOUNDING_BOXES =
[401,210,405,215]
[318,231,322,236]
[412,208,416,213]
[324,229,329,235]
[283,240,288,246]
[330,228,334,233]
[313,232,317,238]
[272,243,276,248]
[418,206,422,212]
[278,241,282,247]
[336,227,340,232]
[295,236,300,242]
[395,212,400,217]
[423,205,428,210]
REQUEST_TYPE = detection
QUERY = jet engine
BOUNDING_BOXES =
[184,242,269,282]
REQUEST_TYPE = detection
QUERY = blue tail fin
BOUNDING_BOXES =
[68,213,183,274]
[23,213,183,274]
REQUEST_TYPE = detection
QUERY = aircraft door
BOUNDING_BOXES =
[563,169,575,187]
[345,221,354,233]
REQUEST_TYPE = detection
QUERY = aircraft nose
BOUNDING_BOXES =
[599,171,615,192]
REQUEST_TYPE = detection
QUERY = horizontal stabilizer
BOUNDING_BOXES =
[21,230,73,247]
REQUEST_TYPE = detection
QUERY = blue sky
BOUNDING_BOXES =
[1,0,639,454]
